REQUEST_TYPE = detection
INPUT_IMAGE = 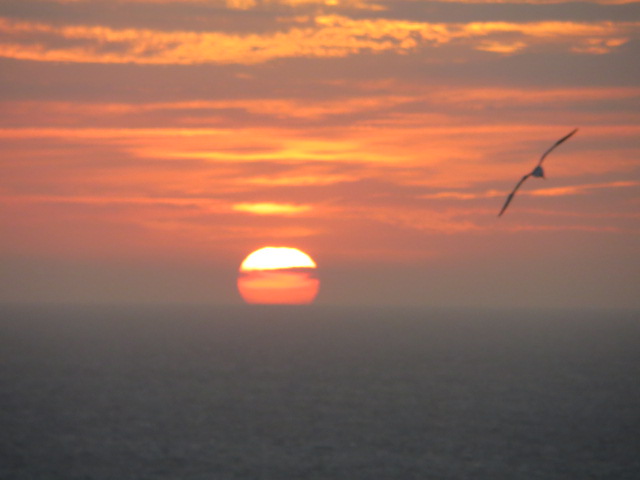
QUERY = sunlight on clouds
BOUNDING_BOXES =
[0,95,416,124]
[2,87,637,126]
[246,174,356,186]
[476,40,527,54]
[207,96,415,119]
[3,122,638,261]
[0,126,378,168]
[226,0,257,8]
[232,202,313,215]
[67,0,382,6]
[463,20,635,54]
[421,86,640,108]
[266,0,382,7]
[0,16,416,64]
[0,16,637,65]
[572,37,629,54]
[423,191,503,200]
[43,0,635,4]
[3,124,636,201]
[431,0,633,4]
[2,0,638,309]
[530,181,640,197]
[132,134,393,165]
[422,181,640,202]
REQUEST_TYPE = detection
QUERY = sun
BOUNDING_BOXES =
[238,246,319,305]
[240,246,317,271]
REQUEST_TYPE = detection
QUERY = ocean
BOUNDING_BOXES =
[1,304,639,479]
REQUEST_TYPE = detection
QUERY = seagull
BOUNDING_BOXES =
[498,128,578,217]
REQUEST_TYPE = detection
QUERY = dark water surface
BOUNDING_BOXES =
[1,305,639,479]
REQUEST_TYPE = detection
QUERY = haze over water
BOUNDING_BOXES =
[2,304,638,479]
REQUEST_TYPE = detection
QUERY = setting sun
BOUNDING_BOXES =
[238,247,319,304]
[240,247,317,271]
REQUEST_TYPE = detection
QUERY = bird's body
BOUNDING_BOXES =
[498,129,578,217]
[531,165,545,178]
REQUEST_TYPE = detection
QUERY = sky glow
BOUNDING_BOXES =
[1,0,639,308]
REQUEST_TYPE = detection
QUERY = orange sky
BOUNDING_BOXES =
[1,0,639,308]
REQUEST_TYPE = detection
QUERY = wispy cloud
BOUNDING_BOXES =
[232,202,313,215]
[423,190,503,200]
[529,181,640,196]
[0,15,636,65]
[2,87,638,130]
[429,0,634,4]
[38,0,382,7]
[1,193,226,208]
[423,181,640,201]
[35,0,633,7]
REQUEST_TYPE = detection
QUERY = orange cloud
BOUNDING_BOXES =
[232,202,313,215]
[2,123,638,197]
[42,0,382,7]
[476,40,528,54]
[418,86,640,108]
[245,174,356,186]
[529,181,640,197]
[422,181,640,202]
[0,16,637,65]
[2,87,638,128]
[423,191,503,200]
[433,0,632,4]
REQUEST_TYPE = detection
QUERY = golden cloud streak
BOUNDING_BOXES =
[423,181,640,201]
[0,96,415,123]
[2,86,638,124]
[245,174,356,186]
[476,41,527,54]
[232,202,313,215]
[37,0,636,5]
[433,0,631,4]
[2,125,639,195]
[40,0,382,7]
[423,191,503,200]
[0,16,637,65]
[529,181,640,197]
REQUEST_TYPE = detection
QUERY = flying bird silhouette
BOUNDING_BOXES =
[498,128,578,217]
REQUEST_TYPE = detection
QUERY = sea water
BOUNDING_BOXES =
[1,304,639,479]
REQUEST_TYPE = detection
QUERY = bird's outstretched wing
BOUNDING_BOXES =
[537,128,578,167]
[498,173,531,217]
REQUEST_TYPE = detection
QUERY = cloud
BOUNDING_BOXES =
[2,87,637,129]
[423,190,503,200]
[529,180,640,196]
[423,181,640,201]
[232,202,313,215]
[2,124,637,200]
[426,0,633,4]
[0,15,637,65]
[37,0,380,6]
